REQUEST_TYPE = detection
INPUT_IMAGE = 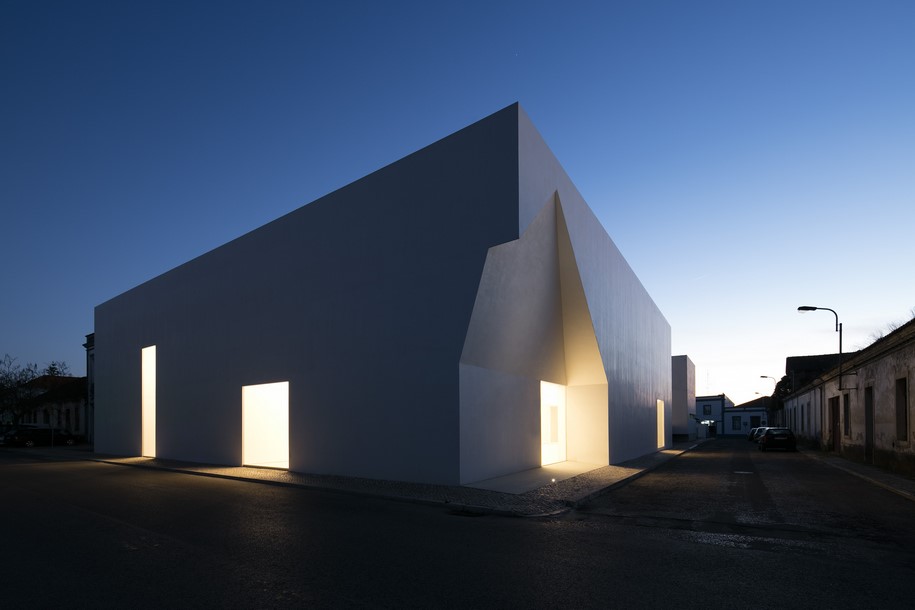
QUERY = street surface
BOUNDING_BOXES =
[2,438,914,608]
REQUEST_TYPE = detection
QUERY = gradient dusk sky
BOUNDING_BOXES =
[2,0,913,404]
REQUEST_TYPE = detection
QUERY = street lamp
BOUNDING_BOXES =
[797,305,843,389]
[760,376,778,424]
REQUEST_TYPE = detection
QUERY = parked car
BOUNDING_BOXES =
[747,427,759,440]
[751,426,769,442]
[758,427,796,451]
[0,427,77,448]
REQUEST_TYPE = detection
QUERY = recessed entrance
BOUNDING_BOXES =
[242,381,289,469]
[541,381,567,465]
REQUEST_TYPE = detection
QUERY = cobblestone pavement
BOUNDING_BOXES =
[12,439,915,516]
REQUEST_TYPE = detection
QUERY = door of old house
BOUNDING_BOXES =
[830,396,841,452]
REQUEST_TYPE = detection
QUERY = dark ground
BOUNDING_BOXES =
[3,438,914,608]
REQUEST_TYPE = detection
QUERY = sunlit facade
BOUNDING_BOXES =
[94,104,671,485]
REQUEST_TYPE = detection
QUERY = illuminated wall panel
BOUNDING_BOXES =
[242,381,289,469]
[657,399,665,449]
[141,345,156,457]
[565,383,608,464]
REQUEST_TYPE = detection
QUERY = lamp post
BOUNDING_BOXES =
[760,376,778,424]
[797,305,842,390]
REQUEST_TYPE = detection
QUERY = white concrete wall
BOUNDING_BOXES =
[672,355,696,439]
[96,103,672,485]
[458,364,540,483]
[459,196,568,483]
[96,104,522,484]
[458,193,612,483]
[518,110,672,463]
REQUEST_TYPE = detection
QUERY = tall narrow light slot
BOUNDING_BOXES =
[657,399,665,449]
[141,345,156,457]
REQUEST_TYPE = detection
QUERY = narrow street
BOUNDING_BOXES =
[581,438,915,557]
[3,439,914,608]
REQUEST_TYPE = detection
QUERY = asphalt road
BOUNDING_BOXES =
[2,439,914,609]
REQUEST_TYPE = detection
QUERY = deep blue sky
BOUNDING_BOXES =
[3,0,913,403]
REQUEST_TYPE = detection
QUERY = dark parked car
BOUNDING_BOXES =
[758,427,796,451]
[747,427,759,440]
[751,426,769,442]
[0,427,76,448]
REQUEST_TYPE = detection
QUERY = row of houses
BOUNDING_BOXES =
[1,374,91,440]
[780,318,915,475]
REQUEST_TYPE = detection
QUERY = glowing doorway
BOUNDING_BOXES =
[242,381,289,469]
[541,381,567,465]
[657,399,665,448]
[141,345,156,457]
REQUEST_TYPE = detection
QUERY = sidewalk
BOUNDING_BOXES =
[7,440,707,517]
[799,448,915,503]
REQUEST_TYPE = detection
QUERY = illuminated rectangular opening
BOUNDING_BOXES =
[541,381,567,466]
[657,399,665,449]
[242,381,289,469]
[141,345,156,457]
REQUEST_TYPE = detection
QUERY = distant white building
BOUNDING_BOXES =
[696,394,735,437]
[672,355,696,441]
[93,104,673,485]
[722,397,769,438]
